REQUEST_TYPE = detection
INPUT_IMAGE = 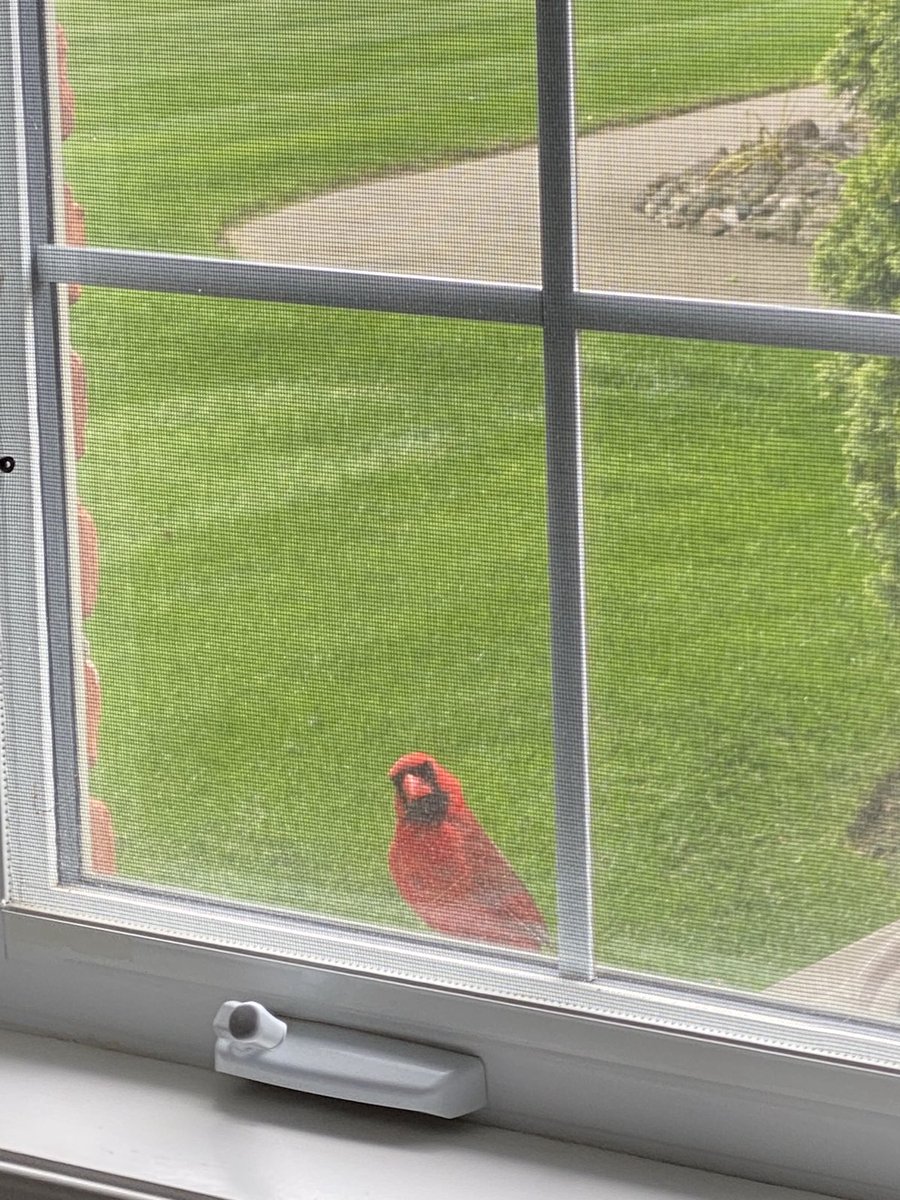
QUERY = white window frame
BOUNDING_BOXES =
[4,2,900,1196]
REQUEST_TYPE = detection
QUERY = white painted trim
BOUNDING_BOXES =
[0,1027,835,1200]
[0,0,63,909]
[9,908,900,1071]
[3,911,900,1200]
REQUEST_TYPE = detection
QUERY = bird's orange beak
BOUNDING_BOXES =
[398,771,432,803]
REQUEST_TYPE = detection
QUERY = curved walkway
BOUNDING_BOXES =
[226,86,849,308]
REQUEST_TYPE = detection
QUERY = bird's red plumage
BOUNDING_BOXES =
[388,752,549,952]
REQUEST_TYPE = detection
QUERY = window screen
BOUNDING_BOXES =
[7,0,900,1049]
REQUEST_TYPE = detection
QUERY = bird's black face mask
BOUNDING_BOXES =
[392,761,450,825]
[402,790,449,824]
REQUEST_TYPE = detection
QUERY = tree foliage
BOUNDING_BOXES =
[815,0,900,616]
[812,137,900,311]
[824,356,900,612]
[820,0,900,123]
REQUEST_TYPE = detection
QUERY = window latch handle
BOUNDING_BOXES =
[213,1000,487,1119]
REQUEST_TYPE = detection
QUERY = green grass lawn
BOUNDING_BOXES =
[59,0,900,990]
[62,0,843,252]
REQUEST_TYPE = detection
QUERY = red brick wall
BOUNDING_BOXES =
[58,21,116,876]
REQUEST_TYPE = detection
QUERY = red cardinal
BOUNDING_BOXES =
[388,752,550,952]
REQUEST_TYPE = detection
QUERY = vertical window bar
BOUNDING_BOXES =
[534,0,594,980]
[0,0,32,903]
[16,0,83,883]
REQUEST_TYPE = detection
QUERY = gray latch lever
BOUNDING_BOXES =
[213,1000,486,1119]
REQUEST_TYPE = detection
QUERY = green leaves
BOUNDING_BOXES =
[815,1,900,619]
[824,356,900,614]
[814,134,900,311]
[821,0,900,122]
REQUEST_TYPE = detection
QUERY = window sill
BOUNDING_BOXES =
[0,1027,831,1200]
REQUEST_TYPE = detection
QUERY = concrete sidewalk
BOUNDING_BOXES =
[225,85,849,308]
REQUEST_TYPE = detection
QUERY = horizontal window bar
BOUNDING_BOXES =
[13,907,900,1077]
[576,290,900,358]
[36,246,543,326]
[79,872,556,976]
[38,246,900,358]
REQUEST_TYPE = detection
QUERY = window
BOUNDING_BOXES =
[5,2,900,1194]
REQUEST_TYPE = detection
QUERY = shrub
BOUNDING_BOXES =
[812,136,900,311]
[825,356,900,611]
[815,1,900,617]
[819,0,900,123]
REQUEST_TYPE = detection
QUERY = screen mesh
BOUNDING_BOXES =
[15,0,900,1030]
